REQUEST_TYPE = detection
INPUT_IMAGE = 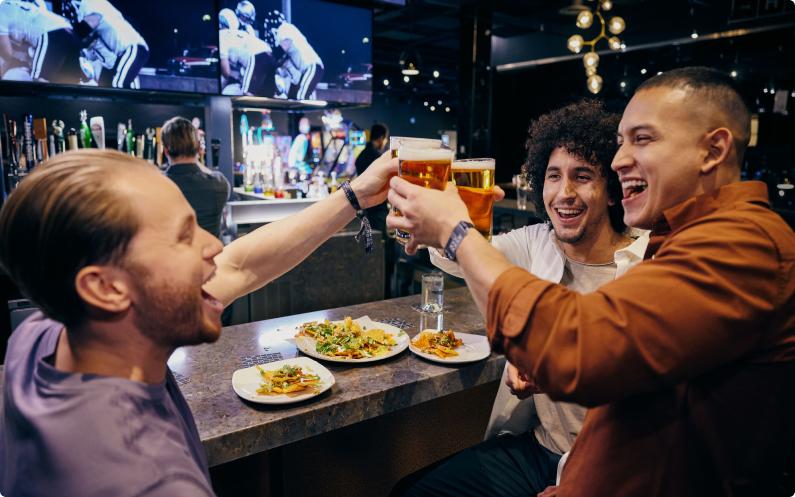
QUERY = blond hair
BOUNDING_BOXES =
[0,150,151,326]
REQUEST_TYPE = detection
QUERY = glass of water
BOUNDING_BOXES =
[516,175,531,210]
[413,271,444,313]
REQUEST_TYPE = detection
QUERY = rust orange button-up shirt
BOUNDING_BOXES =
[487,181,795,497]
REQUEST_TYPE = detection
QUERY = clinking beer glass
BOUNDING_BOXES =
[451,158,496,240]
[395,145,454,245]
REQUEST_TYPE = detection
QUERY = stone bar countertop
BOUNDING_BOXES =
[0,288,505,468]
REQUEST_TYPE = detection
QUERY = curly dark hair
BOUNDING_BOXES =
[522,99,625,233]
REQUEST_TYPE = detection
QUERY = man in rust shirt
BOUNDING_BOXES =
[387,66,795,497]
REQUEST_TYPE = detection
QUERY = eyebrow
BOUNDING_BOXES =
[177,214,196,237]
[618,124,657,137]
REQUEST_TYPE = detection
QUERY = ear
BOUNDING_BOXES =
[74,265,132,315]
[701,128,733,175]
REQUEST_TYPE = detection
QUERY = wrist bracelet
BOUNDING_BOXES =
[341,181,374,255]
[444,221,474,261]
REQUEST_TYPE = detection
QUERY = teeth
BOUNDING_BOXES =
[556,209,583,216]
[621,179,648,189]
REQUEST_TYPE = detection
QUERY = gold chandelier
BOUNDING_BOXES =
[566,0,626,94]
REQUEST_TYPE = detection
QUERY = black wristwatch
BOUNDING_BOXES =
[444,221,475,261]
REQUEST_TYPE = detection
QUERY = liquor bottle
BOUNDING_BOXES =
[33,118,48,162]
[23,114,35,171]
[136,133,144,159]
[155,127,163,166]
[117,122,126,151]
[90,116,105,149]
[329,171,339,193]
[52,120,66,154]
[144,127,156,163]
[79,110,93,148]
[125,119,135,156]
[66,128,78,151]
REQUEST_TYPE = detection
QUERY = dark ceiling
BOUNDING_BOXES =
[361,0,795,111]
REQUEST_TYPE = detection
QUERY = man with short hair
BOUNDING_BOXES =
[387,67,795,496]
[162,116,230,239]
[0,148,396,496]
[396,100,648,496]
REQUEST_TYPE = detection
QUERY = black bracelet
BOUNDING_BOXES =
[444,221,474,261]
[341,181,374,255]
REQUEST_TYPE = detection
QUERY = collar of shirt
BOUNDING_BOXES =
[645,181,769,259]
[532,225,649,282]
[165,163,201,175]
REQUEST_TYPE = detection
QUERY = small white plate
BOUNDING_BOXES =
[409,331,491,364]
[232,356,334,404]
[294,316,409,363]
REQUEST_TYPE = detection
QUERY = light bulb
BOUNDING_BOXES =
[601,0,613,11]
[403,75,410,83]
[576,10,594,29]
[608,36,622,51]
[583,52,600,69]
[433,70,440,78]
[690,30,699,39]
[567,34,584,54]
[730,70,738,78]
[383,79,389,86]
[608,16,625,35]
[586,66,597,76]
[587,74,603,94]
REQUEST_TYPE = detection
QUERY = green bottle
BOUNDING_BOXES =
[79,110,92,148]
[126,119,135,156]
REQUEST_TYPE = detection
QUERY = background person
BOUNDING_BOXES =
[161,117,230,239]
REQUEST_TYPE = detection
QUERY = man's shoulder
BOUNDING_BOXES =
[6,312,60,365]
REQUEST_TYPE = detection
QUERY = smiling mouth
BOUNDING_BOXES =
[554,207,585,220]
[621,179,648,199]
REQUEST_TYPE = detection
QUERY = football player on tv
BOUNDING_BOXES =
[70,0,149,89]
[0,0,82,84]
[235,1,258,39]
[267,14,324,101]
[218,8,276,97]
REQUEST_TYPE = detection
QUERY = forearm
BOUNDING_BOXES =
[207,189,355,306]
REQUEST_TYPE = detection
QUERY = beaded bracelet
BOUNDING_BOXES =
[341,181,374,254]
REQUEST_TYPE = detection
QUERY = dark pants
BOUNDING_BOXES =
[99,44,149,89]
[391,433,561,497]
[243,51,276,97]
[31,28,82,84]
[288,63,324,100]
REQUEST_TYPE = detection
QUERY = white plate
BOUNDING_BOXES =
[293,316,409,363]
[409,331,491,364]
[232,356,335,404]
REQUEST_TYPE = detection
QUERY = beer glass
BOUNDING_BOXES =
[395,145,454,244]
[451,158,496,240]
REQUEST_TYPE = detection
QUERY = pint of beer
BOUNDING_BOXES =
[452,158,495,240]
[395,146,454,244]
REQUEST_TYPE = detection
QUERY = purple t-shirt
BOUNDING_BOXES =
[0,313,215,497]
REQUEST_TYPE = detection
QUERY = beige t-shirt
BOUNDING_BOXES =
[532,258,617,454]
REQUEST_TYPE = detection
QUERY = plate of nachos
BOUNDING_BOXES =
[409,329,491,364]
[294,316,409,363]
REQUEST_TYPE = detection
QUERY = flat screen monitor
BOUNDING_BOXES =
[218,0,372,104]
[0,0,220,94]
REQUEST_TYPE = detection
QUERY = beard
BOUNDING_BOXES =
[125,261,221,348]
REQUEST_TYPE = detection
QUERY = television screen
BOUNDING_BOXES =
[217,0,372,104]
[0,0,219,94]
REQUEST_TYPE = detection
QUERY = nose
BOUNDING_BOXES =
[611,143,633,173]
[558,177,577,201]
[201,229,224,261]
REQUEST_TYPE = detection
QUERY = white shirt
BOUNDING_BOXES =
[219,29,270,70]
[275,22,322,74]
[0,1,71,46]
[78,0,147,69]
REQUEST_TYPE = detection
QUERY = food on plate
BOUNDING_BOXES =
[296,317,397,359]
[255,364,321,395]
[411,329,464,358]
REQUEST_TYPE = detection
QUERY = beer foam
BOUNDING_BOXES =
[398,147,454,161]
[390,136,441,150]
[453,159,495,170]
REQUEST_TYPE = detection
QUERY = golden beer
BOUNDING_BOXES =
[452,158,496,240]
[396,147,454,244]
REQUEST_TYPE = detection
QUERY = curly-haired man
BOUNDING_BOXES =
[395,100,649,496]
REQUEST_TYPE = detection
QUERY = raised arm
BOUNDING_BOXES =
[206,152,397,306]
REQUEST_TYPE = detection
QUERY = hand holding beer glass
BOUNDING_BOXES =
[394,142,453,245]
[451,158,496,240]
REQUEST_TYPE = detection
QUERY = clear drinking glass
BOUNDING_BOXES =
[451,158,495,240]
[395,146,453,245]
[516,175,530,210]
[413,271,444,313]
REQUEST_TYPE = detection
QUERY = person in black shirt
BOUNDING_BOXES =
[355,123,389,229]
[161,117,230,239]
